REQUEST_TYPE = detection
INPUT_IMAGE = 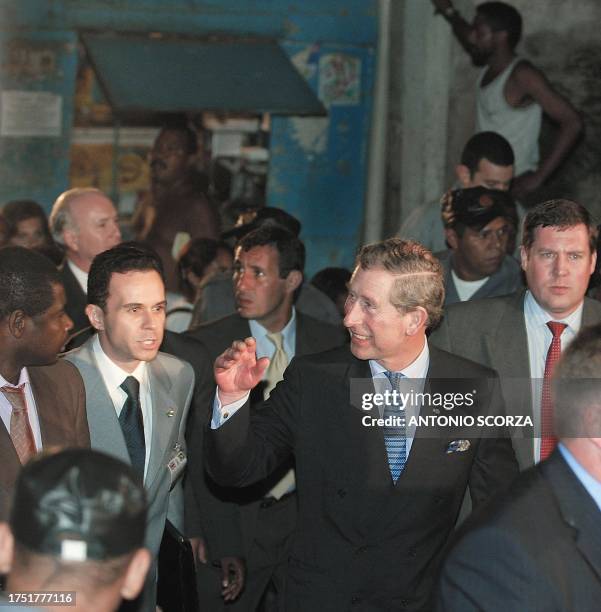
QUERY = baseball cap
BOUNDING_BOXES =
[442,186,516,230]
[221,207,301,240]
[10,448,147,562]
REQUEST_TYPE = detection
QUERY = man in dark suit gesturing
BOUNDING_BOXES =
[437,323,601,611]
[206,238,518,611]
[187,225,346,609]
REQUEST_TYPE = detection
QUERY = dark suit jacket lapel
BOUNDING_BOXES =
[486,291,530,380]
[295,312,329,356]
[29,367,70,446]
[343,356,392,488]
[582,297,601,327]
[0,418,19,502]
[397,347,458,490]
[544,451,601,581]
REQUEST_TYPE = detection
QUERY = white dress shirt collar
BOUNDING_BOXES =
[369,338,430,379]
[92,334,147,389]
[524,290,583,332]
[67,258,89,295]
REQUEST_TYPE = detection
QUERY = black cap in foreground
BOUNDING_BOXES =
[11,448,147,561]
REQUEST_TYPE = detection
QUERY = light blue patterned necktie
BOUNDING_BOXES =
[384,371,407,482]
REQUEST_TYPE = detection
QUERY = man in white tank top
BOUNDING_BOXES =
[432,0,582,200]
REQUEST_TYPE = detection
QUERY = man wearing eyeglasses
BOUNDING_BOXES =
[435,186,522,306]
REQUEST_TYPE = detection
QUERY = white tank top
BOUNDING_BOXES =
[476,57,542,176]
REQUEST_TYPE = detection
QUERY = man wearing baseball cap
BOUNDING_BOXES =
[0,448,150,612]
[436,186,523,305]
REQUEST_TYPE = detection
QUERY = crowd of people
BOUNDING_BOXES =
[0,2,598,612]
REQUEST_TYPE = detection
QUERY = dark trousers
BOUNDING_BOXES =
[196,493,297,611]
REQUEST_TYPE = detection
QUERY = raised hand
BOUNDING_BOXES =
[214,337,269,404]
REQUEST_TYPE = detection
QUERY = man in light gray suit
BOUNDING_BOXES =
[65,243,194,611]
[431,199,601,469]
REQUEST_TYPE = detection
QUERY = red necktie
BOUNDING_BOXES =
[540,321,567,461]
[1,384,36,464]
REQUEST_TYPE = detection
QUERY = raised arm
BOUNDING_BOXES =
[431,0,477,58]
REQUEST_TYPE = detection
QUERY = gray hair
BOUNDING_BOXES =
[49,187,104,245]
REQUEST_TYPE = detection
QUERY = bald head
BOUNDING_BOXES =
[50,189,122,272]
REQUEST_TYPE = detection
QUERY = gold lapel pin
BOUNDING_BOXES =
[166,409,176,417]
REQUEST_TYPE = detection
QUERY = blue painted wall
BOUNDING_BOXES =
[0,0,377,274]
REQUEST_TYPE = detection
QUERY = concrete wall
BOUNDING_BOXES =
[446,0,601,217]
[389,0,601,235]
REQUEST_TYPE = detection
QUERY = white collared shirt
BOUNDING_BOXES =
[92,335,153,479]
[0,368,42,452]
[524,290,583,464]
[369,339,430,458]
[67,259,89,295]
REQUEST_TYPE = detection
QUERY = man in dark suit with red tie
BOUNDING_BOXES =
[205,238,518,611]
[437,323,601,611]
[0,247,89,519]
[431,199,601,469]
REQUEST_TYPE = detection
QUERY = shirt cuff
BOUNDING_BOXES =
[211,390,250,429]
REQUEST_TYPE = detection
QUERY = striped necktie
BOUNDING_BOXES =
[1,384,36,464]
[383,371,407,482]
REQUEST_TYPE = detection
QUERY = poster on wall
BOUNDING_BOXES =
[318,54,361,106]
[0,90,62,137]
[70,127,158,214]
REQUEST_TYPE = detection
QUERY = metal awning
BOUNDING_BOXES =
[81,33,326,117]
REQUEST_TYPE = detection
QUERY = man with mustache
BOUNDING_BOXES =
[436,185,522,305]
[431,0,582,200]
[65,242,194,611]
[0,247,89,520]
[134,125,220,292]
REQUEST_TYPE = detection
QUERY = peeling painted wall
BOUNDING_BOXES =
[0,0,377,275]
[269,41,375,274]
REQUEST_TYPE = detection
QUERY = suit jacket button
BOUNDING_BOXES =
[351,596,361,605]
[355,545,368,555]
[401,599,409,607]
[408,546,417,558]
[337,488,347,498]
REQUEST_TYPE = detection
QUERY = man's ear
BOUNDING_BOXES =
[405,307,429,336]
[7,310,27,339]
[120,548,152,601]
[455,164,472,188]
[520,245,529,273]
[284,270,303,294]
[62,228,80,254]
[86,304,105,331]
[0,522,14,574]
[445,228,459,251]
